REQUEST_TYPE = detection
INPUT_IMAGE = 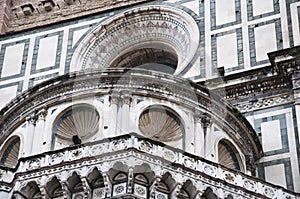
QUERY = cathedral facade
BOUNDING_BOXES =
[0,0,299,198]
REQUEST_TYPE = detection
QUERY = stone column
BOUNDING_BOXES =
[149,177,161,199]
[80,176,92,198]
[39,184,51,199]
[194,112,205,157]
[24,111,38,157]
[61,181,71,199]
[109,92,119,136]
[127,167,134,194]
[170,183,182,198]
[120,91,132,135]
[31,108,47,155]
[201,113,211,159]
[102,172,112,198]
[291,73,300,191]
[39,175,51,199]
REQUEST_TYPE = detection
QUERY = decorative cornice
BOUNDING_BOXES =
[234,93,294,113]
[223,76,292,101]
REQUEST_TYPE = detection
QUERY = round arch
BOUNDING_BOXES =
[71,5,200,75]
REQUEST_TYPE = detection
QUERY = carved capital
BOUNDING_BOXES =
[121,91,132,106]
[201,113,211,128]
[193,110,203,123]
[109,92,120,105]
[26,110,38,126]
[37,107,47,121]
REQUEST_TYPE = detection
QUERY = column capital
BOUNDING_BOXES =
[109,92,120,105]
[200,113,212,128]
[37,107,48,121]
[26,110,38,126]
[193,110,203,123]
[121,92,132,106]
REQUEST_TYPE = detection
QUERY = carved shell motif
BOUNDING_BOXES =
[55,106,99,141]
[218,140,241,171]
[138,107,183,142]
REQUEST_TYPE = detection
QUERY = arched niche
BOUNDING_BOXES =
[18,181,41,199]
[155,172,176,199]
[138,105,185,143]
[52,104,100,148]
[218,139,243,171]
[0,136,20,168]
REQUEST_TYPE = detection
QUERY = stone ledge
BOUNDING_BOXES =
[0,133,298,198]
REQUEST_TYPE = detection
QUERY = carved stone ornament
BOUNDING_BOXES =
[138,140,153,153]
[48,152,64,165]
[27,159,41,170]
[264,186,275,198]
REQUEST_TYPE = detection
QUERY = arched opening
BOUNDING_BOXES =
[218,140,242,171]
[0,136,20,168]
[132,163,154,198]
[226,194,234,199]
[133,174,148,198]
[112,172,128,197]
[138,106,184,142]
[52,105,99,148]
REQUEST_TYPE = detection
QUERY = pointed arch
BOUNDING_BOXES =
[133,163,155,184]
[67,172,84,194]
[153,172,177,199]
[87,167,105,189]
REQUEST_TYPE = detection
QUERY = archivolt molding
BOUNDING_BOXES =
[72,5,199,75]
